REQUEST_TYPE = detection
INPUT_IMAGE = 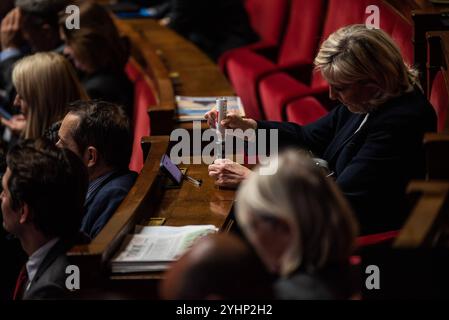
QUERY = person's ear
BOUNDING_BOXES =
[19,203,30,225]
[84,146,98,168]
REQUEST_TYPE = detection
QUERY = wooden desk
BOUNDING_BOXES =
[115,18,235,134]
[68,136,236,298]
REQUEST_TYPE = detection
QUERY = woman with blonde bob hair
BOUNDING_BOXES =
[207,24,436,235]
[236,150,358,299]
[315,24,419,112]
[6,52,87,139]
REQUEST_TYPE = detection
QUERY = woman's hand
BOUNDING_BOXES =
[1,114,26,135]
[204,109,257,131]
[1,8,23,50]
[208,158,252,188]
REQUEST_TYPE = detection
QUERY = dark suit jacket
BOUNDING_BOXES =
[82,170,137,238]
[22,240,72,300]
[82,71,134,119]
[167,0,258,61]
[257,89,437,234]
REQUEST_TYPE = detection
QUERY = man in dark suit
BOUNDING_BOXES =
[0,0,68,109]
[56,101,137,239]
[1,138,88,300]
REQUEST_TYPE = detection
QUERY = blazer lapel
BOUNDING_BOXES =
[325,113,367,163]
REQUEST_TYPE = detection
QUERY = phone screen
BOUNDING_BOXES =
[161,154,183,184]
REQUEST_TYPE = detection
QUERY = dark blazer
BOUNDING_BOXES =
[82,170,137,238]
[82,71,134,119]
[167,0,258,61]
[22,240,72,300]
[257,89,437,234]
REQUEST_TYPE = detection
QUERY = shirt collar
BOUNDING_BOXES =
[26,237,60,285]
[86,170,116,201]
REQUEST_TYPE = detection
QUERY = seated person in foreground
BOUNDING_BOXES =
[59,1,134,118]
[0,0,69,108]
[236,150,358,299]
[206,25,437,234]
[56,101,137,238]
[2,138,88,300]
[160,233,274,299]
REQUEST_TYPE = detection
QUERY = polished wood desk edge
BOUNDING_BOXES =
[68,136,170,262]
[395,180,449,247]
[114,18,176,110]
[424,132,449,143]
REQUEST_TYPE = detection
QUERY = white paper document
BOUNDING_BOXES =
[110,225,218,273]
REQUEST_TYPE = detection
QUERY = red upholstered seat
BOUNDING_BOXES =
[285,96,328,125]
[356,230,399,247]
[125,60,154,173]
[218,0,289,74]
[430,70,449,132]
[226,0,325,120]
[259,72,327,121]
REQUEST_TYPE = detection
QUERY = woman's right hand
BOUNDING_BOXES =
[1,114,26,135]
[204,109,257,131]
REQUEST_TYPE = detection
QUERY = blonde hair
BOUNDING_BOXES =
[12,52,88,139]
[314,24,419,108]
[236,150,358,277]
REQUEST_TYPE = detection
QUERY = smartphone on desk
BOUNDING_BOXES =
[160,154,183,186]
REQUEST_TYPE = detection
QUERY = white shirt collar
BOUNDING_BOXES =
[25,237,60,288]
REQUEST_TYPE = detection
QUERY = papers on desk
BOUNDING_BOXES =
[110,225,218,273]
[176,96,245,122]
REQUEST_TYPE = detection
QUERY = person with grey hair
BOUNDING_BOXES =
[236,150,358,299]
[0,0,68,109]
[206,24,437,235]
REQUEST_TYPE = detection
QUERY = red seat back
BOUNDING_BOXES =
[125,60,155,173]
[244,0,289,46]
[430,70,449,132]
[277,0,326,67]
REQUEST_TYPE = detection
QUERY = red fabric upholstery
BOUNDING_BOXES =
[356,230,399,247]
[218,0,289,72]
[430,70,449,132]
[286,96,328,125]
[259,72,327,121]
[125,61,154,173]
[226,0,325,120]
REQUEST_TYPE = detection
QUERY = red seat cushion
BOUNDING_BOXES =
[286,96,328,125]
[125,61,154,173]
